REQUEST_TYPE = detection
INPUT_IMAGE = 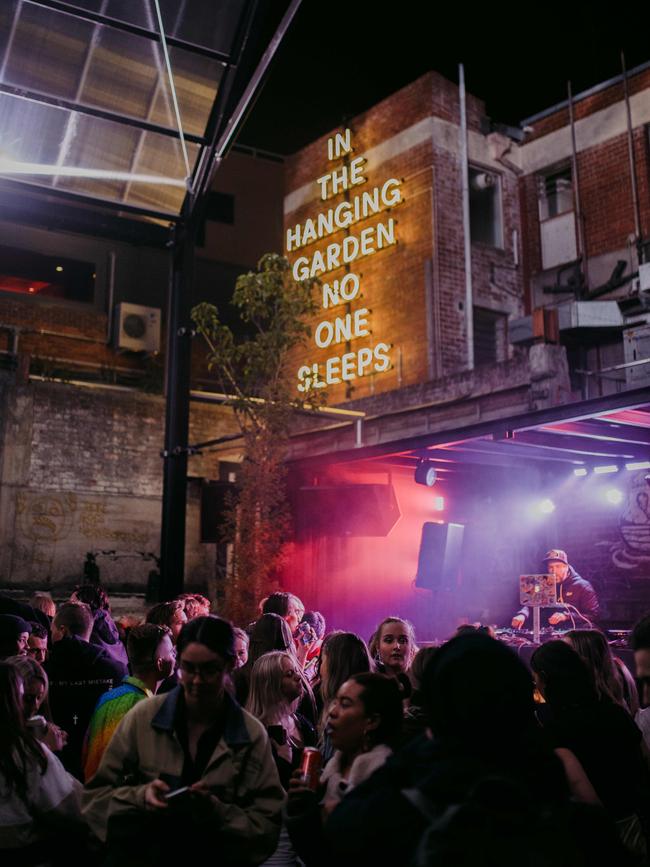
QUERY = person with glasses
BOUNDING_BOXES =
[82,615,284,865]
[27,622,49,664]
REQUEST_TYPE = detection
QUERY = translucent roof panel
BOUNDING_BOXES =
[68,0,246,56]
[0,0,248,219]
[0,91,192,216]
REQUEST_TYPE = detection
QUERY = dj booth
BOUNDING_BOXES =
[496,627,635,673]
[494,575,635,671]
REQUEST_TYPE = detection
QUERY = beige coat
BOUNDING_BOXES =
[81,688,283,865]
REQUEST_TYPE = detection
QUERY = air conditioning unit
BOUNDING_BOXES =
[114,303,161,353]
[624,324,650,388]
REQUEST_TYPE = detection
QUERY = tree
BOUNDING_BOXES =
[191,253,322,622]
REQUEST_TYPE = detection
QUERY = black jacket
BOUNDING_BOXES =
[46,636,127,779]
[324,734,627,867]
[0,593,50,630]
[517,566,600,626]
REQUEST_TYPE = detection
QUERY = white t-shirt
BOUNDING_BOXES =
[0,742,81,850]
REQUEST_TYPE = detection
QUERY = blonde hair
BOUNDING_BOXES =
[29,592,56,618]
[368,617,418,669]
[246,651,296,725]
[7,654,49,699]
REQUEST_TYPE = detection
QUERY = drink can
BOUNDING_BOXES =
[299,747,322,790]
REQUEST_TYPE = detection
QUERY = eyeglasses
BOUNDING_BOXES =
[179,659,224,680]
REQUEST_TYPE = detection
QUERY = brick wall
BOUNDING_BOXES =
[520,64,650,293]
[284,71,524,406]
[521,127,650,279]
[523,66,650,141]
[0,374,240,592]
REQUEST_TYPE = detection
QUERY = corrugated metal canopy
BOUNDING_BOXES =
[0,0,274,222]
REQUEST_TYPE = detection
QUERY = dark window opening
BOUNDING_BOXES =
[473,306,505,366]
[469,167,502,247]
[0,245,95,302]
[538,166,573,221]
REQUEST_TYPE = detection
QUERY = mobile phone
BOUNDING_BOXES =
[296,622,314,646]
[164,786,191,801]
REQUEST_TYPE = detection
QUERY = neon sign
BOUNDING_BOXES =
[287,129,401,393]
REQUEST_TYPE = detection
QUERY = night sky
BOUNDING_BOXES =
[241,2,650,156]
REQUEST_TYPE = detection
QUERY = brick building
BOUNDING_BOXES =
[2,57,650,633]
[281,66,650,639]
[519,63,650,395]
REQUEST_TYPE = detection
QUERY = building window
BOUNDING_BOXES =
[538,165,573,221]
[469,167,502,247]
[0,245,95,302]
[537,164,577,269]
[473,306,506,366]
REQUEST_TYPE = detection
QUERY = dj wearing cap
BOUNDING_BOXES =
[511,549,600,630]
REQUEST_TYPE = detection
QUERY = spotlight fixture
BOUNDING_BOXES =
[605,488,623,505]
[538,498,556,514]
[625,461,650,471]
[573,467,588,477]
[415,460,437,487]
[593,465,618,474]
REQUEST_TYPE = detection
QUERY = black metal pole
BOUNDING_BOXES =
[159,220,195,600]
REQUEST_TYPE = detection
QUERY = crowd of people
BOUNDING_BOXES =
[2,584,650,866]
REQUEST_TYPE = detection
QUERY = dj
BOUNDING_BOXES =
[511,549,599,630]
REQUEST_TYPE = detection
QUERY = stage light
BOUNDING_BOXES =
[573,467,588,477]
[605,487,623,505]
[433,496,444,511]
[538,498,555,514]
[625,461,650,471]
[594,465,618,474]
[415,460,437,487]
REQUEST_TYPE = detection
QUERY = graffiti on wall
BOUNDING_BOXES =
[12,491,153,583]
[17,492,77,542]
[79,501,150,545]
[611,471,650,569]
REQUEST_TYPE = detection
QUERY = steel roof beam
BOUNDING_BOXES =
[26,0,232,62]
[0,176,177,223]
[0,83,206,144]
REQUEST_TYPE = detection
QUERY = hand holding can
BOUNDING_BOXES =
[298,747,322,790]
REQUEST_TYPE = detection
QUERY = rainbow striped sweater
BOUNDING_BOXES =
[83,676,153,782]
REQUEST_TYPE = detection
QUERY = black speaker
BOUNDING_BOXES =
[415,521,465,589]
[200,480,234,543]
[296,484,401,537]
